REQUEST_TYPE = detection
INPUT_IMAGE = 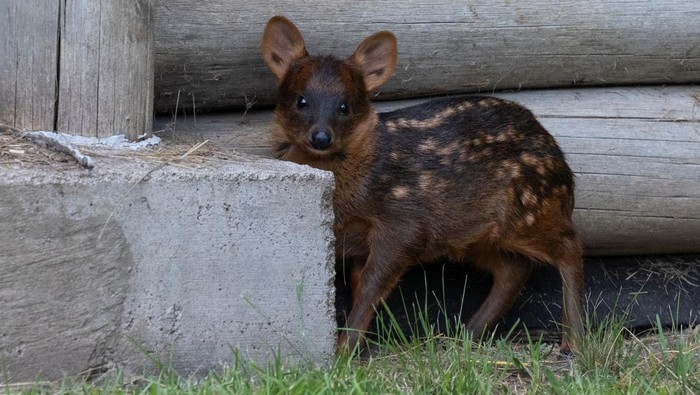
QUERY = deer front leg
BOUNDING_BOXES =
[336,238,412,353]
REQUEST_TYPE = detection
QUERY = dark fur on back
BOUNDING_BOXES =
[261,16,584,354]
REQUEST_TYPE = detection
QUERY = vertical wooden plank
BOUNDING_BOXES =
[0,1,16,125]
[0,1,58,130]
[56,0,100,135]
[95,0,154,139]
[57,0,154,140]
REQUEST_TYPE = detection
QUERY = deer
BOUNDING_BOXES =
[261,16,585,354]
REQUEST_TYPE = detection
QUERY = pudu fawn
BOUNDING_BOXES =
[262,16,585,354]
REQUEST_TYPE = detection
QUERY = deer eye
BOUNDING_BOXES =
[296,96,308,109]
[338,102,349,116]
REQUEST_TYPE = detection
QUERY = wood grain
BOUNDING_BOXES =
[153,0,700,113]
[155,86,700,256]
[0,1,58,130]
[57,0,155,139]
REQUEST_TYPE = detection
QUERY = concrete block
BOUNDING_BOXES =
[0,152,335,381]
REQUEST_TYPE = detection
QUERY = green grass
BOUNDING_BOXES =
[5,282,700,395]
[5,311,699,395]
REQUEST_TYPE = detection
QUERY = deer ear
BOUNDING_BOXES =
[261,16,309,83]
[350,31,397,91]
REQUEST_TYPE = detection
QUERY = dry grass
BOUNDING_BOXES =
[625,256,700,295]
[595,256,700,298]
[0,124,252,171]
[87,138,253,169]
[0,125,75,168]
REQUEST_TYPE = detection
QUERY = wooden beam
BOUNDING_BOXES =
[1,1,155,140]
[155,86,700,256]
[57,0,155,140]
[153,0,700,113]
[0,1,59,130]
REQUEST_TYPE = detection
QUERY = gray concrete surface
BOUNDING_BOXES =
[0,150,335,381]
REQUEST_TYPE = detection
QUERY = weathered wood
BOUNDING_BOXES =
[2,1,155,139]
[154,0,700,113]
[57,0,155,139]
[155,86,700,256]
[501,88,700,255]
[0,1,59,130]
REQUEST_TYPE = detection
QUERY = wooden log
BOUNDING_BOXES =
[57,0,155,140]
[153,0,700,113]
[0,1,59,130]
[154,86,700,256]
[1,1,155,140]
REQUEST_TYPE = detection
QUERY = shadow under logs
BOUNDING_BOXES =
[335,254,700,344]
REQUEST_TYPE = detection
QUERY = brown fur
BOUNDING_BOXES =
[262,16,585,354]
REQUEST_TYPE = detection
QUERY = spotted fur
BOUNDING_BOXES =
[262,16,584,354]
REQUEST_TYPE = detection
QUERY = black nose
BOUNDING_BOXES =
[310,130,332,150]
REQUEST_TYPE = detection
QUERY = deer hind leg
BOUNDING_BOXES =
[555,237,584,353]
[508,230,584,353]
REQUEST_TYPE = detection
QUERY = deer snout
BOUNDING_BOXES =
[309,129,333,151]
